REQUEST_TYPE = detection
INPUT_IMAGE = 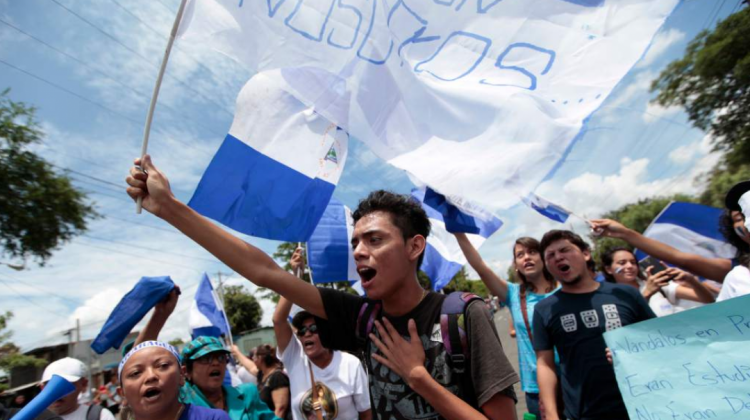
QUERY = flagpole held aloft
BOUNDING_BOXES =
[136,0,188,213]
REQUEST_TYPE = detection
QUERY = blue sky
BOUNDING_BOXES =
[0,0,743,351]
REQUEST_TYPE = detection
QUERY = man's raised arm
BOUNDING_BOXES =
[126,155,326,319]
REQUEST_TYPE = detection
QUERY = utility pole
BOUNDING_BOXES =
[215,271,232,305]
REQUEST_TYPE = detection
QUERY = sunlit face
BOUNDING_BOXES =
[543,239,591,285]
[43,378,84,415]
[296,318,329,360]
[513,243,544,279]
[119,347,183,418]
[188,351,227,394]
[731,211,750,245]
[605,250,639,284]
[351,211,424,300]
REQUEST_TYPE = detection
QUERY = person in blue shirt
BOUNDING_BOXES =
[454,233,559,418]
[118,341,230,420]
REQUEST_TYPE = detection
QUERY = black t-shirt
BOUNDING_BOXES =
[532,282,656,420]
[258,370,291,420]
[315,288,518,420]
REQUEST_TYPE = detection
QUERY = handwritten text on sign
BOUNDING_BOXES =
[604,294,750,420]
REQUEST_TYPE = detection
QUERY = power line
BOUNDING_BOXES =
[75,240,205,273]
[0,17,220,135]
[49,0,234,117]
[0,58,204,153]
[82,234,219,264]
[0,278,71,318]
[0,274,110,312]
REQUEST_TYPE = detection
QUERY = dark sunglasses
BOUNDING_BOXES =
[194,353,228,365]
[296,324,319,337]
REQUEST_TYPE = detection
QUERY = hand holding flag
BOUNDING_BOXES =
[127,155,175,218]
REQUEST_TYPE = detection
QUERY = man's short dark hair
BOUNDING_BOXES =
[540,230,596,272]
[291,310,314,330]
[352,190,431,269]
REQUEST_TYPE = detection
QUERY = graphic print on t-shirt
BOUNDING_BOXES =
[561,314,577,332]
[602,304,622,331]
[580,309,599,328]
[300,382,339,420]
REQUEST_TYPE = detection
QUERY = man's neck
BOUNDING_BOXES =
[311,350,334,369]
[382,278,425,317]
[561,274,600,294]
[57,403,80,416]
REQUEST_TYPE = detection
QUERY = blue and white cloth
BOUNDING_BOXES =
[119,341,181,381]
[522,192,572,224]
[178,0,678,211]
[306,197,359,290]
[635,202,736,262]
[189,71,349,242]
[412,188,502,290]
[190,273,233,340]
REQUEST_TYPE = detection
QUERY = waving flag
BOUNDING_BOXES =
[190,273,233,339]
[188,71,349,241]
[635,202,736,262]
[306,198,364,293]
[412,188,503,290]
[177,0,678,211]
[91,276,175,354]
[522,192,572,224]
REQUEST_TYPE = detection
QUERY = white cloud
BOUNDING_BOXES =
[636,28,686,69]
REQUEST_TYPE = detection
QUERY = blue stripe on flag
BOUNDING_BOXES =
[653,202,726,242]
[422,243,464,291]
[422,187,502,237]
[189,134,335,241]
[308,198,352,283]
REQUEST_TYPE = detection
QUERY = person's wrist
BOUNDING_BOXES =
[159,195,183,221]
[406,365,430,391]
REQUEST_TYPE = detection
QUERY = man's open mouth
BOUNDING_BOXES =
[358,267,377,283]
[209,369,222,378]
[558,264,571,275]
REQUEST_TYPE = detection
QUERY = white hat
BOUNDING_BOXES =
[41,357,87,383]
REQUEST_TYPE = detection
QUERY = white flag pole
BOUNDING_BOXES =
[136,0,189,213]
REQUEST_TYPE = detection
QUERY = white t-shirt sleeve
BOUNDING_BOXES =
[662,281,679,304]
[718,266,750,302]
[279,334,303,370]
[100,408,116,420]
[351,356,371,412]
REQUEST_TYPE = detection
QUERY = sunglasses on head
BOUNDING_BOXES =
[296,324,319,337]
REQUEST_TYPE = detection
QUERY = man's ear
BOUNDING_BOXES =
[407,235,426,263]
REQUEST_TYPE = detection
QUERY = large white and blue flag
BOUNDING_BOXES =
[522,192,572,224]
[178,0,678,211]
[188,72,349,241]
[635,202,736,262]
[306,197,362,293]
[190,273,233,340]
[413,188,503,290]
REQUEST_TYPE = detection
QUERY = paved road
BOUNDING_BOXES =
[493,306,529,419]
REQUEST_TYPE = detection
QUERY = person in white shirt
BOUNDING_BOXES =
[40,358,115,420]
[273,248,371,420]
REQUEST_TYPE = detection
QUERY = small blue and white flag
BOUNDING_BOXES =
[635,202,736,262]
[413,188,503,291]
[522,192,572,224]
[306,197,362,294]
[189,273,233,340]
[189,71,349,242]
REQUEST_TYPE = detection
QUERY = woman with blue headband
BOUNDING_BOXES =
[118,341,229,420]
[134,289,277,420]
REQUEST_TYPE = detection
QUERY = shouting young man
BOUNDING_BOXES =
[126,155,518,419]
[533,230,655,420]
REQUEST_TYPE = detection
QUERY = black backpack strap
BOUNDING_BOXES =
[87,404,103,420]
[355,301,381,347]
[440,291,484,408]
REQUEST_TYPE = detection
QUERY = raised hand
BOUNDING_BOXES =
[589,219,631,240]
[125,154,174,217]
[290,247,305,275]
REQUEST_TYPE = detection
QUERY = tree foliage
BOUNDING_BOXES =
[0,311,46,371]
[651,7,750,168]
[0,90,97,264]
[439,268,489,298]
[224,285,263,334]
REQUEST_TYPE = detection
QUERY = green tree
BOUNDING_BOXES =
[168,338,185,347]
[0,312,46,372]
[437,268,490,298]
[651,7,750,167]
[0,90,97,264]
[698,163,750,208]
[224,285,263,334]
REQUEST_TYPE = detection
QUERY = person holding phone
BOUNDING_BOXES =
[600,247,715,316]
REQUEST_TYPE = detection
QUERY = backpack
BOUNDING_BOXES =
[355,291,484,407]
[86,404,103,420]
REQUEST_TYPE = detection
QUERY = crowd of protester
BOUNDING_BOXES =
[15,159,750,420]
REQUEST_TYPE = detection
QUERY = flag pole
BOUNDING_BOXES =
[136,0,189,213]
[295,242,323,419]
